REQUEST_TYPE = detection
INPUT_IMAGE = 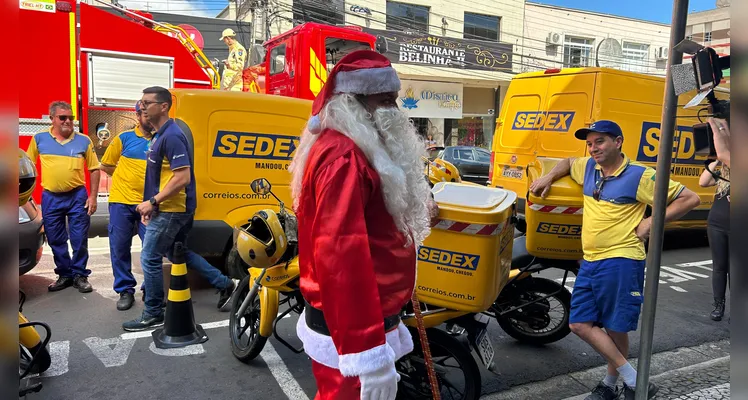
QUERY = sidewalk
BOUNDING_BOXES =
[482,340,730,400]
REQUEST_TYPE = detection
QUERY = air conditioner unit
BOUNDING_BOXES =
[656,46,668,60]
[547,32,562,46]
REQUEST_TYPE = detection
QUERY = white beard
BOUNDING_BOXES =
[290,93,432,247]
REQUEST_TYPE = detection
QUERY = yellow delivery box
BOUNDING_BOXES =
[416,182,517,312]
[525,158,584,260]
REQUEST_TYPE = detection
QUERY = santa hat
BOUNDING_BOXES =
[306,50,401,134]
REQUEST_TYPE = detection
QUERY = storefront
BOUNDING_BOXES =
[397,80,497,150]
[363,27,512,151]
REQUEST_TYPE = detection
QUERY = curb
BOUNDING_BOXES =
[480,340,730,400]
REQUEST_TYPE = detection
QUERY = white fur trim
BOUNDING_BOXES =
[334,67,401,95]
[306,115,321,134]
[296,310,414,377]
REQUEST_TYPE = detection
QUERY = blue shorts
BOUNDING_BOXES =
[569,257,646,333]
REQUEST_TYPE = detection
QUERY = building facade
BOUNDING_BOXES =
[228,0,525,150]
[685,2,730,85]
[523,2,671,76]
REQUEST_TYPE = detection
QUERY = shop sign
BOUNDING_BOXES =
[399,80,463,119]
[363,28,513,72]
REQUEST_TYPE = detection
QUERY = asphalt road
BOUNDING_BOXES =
[19,227,730,400]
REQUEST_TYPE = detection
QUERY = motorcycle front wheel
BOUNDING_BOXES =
[495,277,572,345]
[396,327,481,400]
[229,275,268,363]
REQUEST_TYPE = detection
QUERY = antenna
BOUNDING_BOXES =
[596,38,623,68]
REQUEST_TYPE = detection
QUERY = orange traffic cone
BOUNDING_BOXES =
[152,242,208,349]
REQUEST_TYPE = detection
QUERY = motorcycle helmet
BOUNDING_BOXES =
[18,149,36,207]
[236,209,287,269]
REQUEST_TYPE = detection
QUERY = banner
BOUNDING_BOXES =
[398,80,463,119]
[363,28,513,72]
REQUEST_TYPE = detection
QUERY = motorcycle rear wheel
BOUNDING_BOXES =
[19,342,51,375]
[496,277,571,345]
[229,275,268,363]
[396,327,481,400]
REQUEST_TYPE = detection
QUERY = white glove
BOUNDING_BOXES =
[360,363,399,400]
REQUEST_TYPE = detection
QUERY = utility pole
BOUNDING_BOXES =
[262,0,269,41]
[634,1,689,399]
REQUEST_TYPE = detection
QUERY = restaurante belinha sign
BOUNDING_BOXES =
[363,28,513,72]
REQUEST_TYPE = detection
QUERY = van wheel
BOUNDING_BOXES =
[226,247,249,280]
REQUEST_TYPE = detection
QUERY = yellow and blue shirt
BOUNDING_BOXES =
[570,154,685,262]
[101,126,150,205]
[26,130,101,193]
[144,119,196,213]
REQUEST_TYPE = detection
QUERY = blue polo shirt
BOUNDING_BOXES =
[144,119,196,213]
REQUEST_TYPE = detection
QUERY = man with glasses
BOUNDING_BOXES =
[529,120,699,400]
[26,101,101,293]
[100,101,153,311]
[122,86,235,331]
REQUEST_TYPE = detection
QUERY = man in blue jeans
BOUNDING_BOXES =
[101,101,152,311]
[122,86,236,331]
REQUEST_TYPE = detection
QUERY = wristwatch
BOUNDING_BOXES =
[149,196,159,206]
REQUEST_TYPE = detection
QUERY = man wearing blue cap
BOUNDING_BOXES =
[100,101,154,311]
[530,120,700,400]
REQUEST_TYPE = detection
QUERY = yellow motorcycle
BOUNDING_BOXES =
[19,291,53,396]
[18,149,52,396]
[229,176,535,399]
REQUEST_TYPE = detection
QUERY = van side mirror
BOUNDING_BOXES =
[250,178,272,195]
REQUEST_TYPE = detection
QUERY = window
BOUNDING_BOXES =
[456,148,475,161]
[293,0,344,26]
[475,148,491,162]
[269,44,286,75]
[325,38,371,72]
[563,36,594,68]
[386,1,429,33]
[622,42,650,74]
[685,25,693,41]
[464,12,500,42]
[704,22,712,42]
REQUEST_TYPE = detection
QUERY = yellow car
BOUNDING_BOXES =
[423,148,461,187]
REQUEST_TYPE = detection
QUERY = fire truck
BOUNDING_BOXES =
[241,22,378,100]
[19,0,220,204]
[19,0,380,205]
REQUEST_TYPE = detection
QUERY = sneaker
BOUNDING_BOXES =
[584,381,618,400]
[122,312,164,332]
[622,382,658,400]
[117,292,135,311]
[73,276,93,293]
[217,279,237,311]
[48,276,73,292]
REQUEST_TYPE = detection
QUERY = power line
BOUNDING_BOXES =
[285,0,669,70]
[271,1,667,77]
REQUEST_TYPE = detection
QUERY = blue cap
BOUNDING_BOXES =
[574,120,623,140]
[135,101,142,113]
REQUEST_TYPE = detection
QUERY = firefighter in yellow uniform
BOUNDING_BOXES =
[220,28,246,91]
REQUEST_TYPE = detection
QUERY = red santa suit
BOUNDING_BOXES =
[291,51,418,399]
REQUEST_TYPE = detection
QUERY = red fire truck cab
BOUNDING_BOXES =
[244,23,379,101]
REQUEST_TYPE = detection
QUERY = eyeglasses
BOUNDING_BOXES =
[140,100,165,108]
[56,115,74,122]
[593,176,611,201]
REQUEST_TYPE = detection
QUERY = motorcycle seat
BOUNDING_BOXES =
[511,235,536,270]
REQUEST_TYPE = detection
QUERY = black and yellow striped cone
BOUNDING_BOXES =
[152,242,208,349]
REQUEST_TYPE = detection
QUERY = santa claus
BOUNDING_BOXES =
[289,50,436,399]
